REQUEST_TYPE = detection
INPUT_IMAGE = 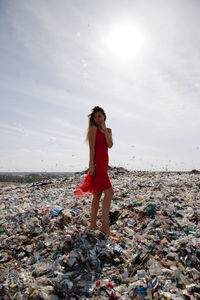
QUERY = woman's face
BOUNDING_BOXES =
[93,112,105,125]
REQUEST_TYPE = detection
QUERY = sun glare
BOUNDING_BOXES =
[103,22,145,62]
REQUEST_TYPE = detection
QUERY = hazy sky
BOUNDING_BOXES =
[0,0,200,172]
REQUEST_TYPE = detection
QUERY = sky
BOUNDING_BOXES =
[0,0,200,172]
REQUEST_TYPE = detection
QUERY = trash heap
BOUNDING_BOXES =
[0,168,200,300]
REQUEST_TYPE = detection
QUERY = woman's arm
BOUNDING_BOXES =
[104,128,113,148]
[89,126,97,165]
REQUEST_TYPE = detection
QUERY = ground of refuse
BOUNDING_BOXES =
[0,168,200,300]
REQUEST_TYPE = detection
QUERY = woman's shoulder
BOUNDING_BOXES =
[89,125,97,132]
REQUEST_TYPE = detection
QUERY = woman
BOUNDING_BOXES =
[74,106,114,236]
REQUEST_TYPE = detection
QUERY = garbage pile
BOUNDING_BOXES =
[0,168,200,299]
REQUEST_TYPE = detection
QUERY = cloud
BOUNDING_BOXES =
[0,0,200,171]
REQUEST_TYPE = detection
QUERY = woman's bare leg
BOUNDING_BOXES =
[100,186,114,235]
[90,190,102,229]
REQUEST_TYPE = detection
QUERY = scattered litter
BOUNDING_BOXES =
[0,167,200,299]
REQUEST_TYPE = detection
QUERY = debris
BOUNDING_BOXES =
[0,168,200,299]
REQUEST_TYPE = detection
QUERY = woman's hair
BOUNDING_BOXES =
[84,106,107,144]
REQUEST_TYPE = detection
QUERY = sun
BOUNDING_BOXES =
[102,22,145,62]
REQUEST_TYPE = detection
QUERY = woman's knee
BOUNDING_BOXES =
[104,186,114,196]
[93,190,102,198]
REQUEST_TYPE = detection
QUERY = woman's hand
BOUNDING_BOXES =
[100,120,106,130]
[89,165,95,176]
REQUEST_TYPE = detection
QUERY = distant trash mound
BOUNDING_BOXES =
[74,165,130,175]
[190,169,200,174]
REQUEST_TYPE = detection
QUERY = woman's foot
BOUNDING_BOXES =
[90,224,99,230]
[99,225,111,236]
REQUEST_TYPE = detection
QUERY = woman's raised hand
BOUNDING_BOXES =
[100,120,106,130]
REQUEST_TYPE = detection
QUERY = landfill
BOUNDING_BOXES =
[0,167,200,299]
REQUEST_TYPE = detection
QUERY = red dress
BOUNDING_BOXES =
[74,127,112,197]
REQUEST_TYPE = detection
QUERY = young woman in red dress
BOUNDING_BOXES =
[74,106,114,236]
